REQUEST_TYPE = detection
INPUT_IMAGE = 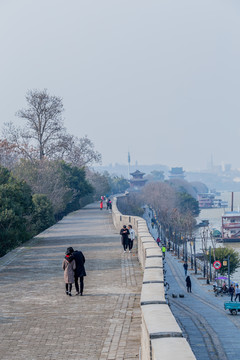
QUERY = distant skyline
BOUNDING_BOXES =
[1,1,240,171]
[101,157,233,172]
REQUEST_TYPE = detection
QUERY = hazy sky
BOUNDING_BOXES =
[1,0,240,171]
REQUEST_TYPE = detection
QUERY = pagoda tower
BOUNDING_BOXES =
[129,170,147,190]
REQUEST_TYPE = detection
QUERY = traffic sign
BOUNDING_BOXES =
[223,260,228,266]
[213,260,222,270]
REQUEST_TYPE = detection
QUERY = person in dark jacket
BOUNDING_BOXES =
[229,283,235,301]
[186,275,192,293]
[72,249,86,296]
[183,262,188,276]
[120,225,130,253]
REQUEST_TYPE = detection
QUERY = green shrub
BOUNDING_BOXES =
[32,194,55,233]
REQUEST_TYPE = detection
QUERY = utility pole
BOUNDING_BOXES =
[228,254,230,289]
[193,237,197,274]
[209,246,212,282]
[127,151,131,180]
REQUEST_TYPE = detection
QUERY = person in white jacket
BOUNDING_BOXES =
[128,225,135,253]
[235,284,240,301]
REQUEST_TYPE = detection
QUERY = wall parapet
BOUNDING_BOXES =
[112,196,196,360]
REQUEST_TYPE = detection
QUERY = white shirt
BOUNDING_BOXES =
[235,287,240,294]
[129,228,135,240]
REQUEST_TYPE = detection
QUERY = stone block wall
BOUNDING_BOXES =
[112,196,196,360]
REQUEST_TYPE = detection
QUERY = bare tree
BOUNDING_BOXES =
[3,89,65,160]
[86,169,110,200]
[2,89,102,167]
[64,136,102,167]
[142,182,177,229]
[0,139,20,169]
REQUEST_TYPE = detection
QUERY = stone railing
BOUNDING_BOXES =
[112,196,196,360]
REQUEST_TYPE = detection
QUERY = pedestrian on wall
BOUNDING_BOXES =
[186,275,192,293]
[120,225,130,253]
[73,248,86,296]
[229,284,235,301]
[128,225,135,253]
[62,247,76,296]
[183,262,188,276]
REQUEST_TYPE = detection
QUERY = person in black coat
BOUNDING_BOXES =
[229,283,235,301]
[72,249,86,296]
[186,275,192,293]
[120,225,130,252]
[183,262,188,276]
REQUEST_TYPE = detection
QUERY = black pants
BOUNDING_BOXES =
[235,293,240,301]
[128,240,133,251]
[65,283,72,293]
[230,293,234,301]
[123,239,129,251]
[75,276,84,294]
[187,285,191,293]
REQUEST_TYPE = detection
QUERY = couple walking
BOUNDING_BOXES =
[62,247,86,296]
[120,225,135,253]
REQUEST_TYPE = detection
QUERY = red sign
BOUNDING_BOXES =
[213,260,222,270]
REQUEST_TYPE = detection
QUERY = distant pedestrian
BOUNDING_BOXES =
[186,275,192,293]
[73,248,86,296]
[156,237,160,247]
[127,225,135,253]
[161,245,166,259]
[100,200,103,210]
[62,247,76,296]
[167,241,171,251]
[229,284,235,301]
[235,285,240,301]
[108,200,112,211]
[183,262,188,276]
[120,225,130,253]
[222,281,227,292]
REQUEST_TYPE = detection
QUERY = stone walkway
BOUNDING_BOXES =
[0,204,142,360]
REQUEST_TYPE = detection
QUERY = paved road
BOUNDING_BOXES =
[0,204,142,360]
[165,252,240,360]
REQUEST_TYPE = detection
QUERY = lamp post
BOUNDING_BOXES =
[193,237,197,274]
[190,240,193,269]
[209,246,212,282]
[182,236,185,261]
[228,255,230,289]
[223,257,230,288]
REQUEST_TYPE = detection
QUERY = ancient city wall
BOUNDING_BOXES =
[112,196,196,360]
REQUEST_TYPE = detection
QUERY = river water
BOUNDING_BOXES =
[195,191,240,282]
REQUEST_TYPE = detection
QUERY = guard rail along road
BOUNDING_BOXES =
[112,196,196,360]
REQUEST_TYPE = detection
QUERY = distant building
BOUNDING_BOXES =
[169,167,185,179]
[197,193,215,208]
[129,170,147,190]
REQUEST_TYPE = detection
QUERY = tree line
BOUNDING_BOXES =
[118,181,240,276]
[0,89,128,257]
[118,180,200,241]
